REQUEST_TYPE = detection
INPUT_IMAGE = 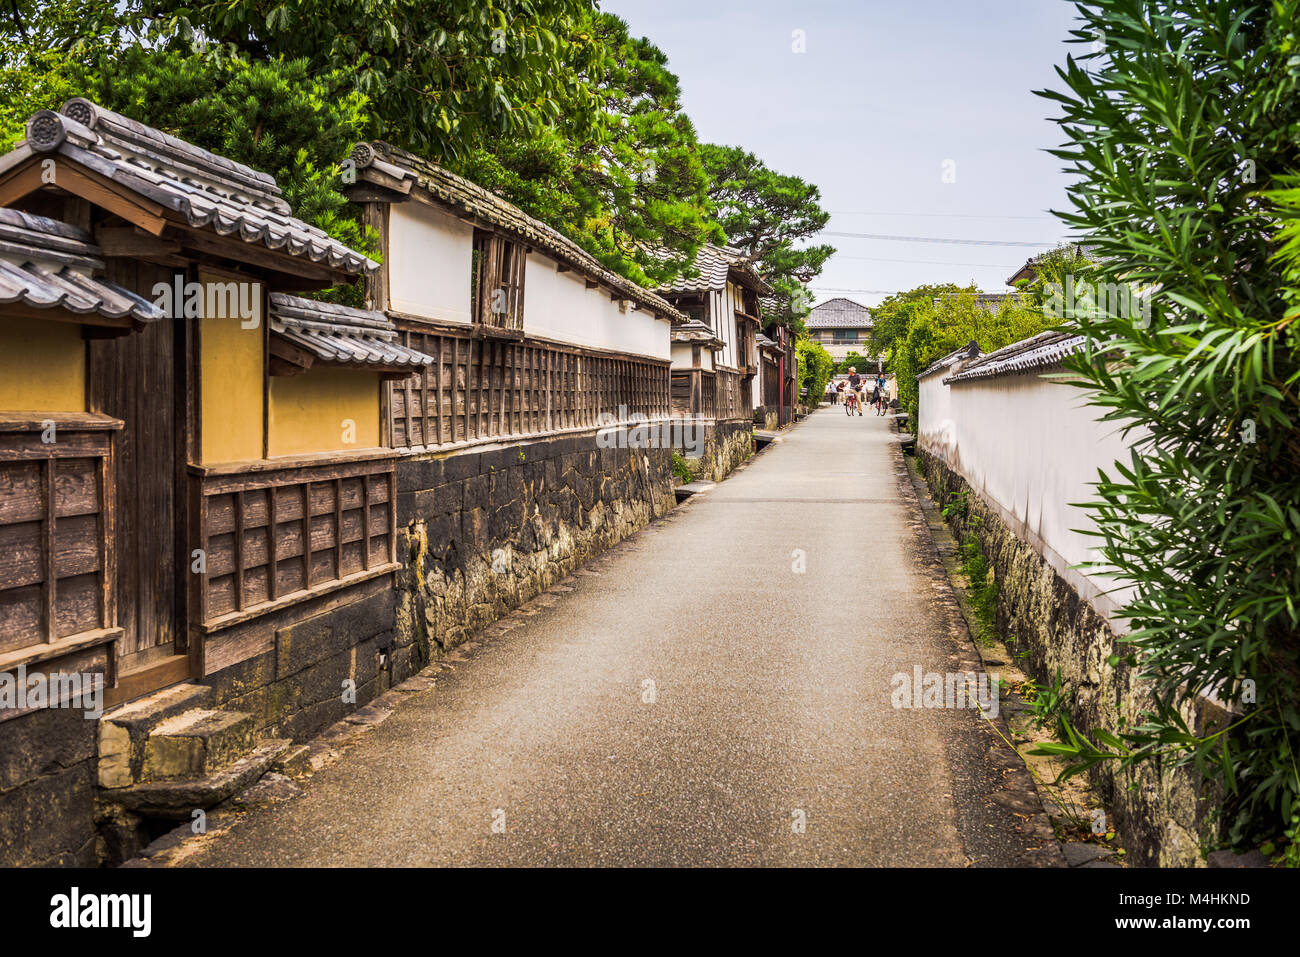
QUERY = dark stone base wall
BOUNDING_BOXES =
[0,707,99,866]
[395,430,674,653]
[682,420,752,483]
[202,581,403,744]
[0,640,111,866]
[919,449,1219,866]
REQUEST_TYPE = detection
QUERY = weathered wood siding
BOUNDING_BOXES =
[387,325,670,451]
[0,418,118,659]
[192,456,397,636]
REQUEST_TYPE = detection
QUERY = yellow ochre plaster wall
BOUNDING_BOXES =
[268,368,380,457]
[199,274,265,464]
[0,315,85,412]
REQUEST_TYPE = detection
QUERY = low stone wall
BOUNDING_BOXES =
[0,706,100,866]
[682,419,752,483]
[395,430,674,653]
[204,581,402,744]
[0,637,113,866]
[919,449,1220,866]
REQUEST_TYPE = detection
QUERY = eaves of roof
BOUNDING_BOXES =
[943,331,1087,385]
[270,293,435,371]
[7,100,375,279]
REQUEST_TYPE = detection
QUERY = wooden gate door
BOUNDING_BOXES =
[89,265,187,698]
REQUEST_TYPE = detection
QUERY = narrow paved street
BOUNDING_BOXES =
[169,408,1046,866]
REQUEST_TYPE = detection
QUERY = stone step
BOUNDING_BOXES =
[107,739,293,818]
[98,683,216,789]
[142,709,256,781]
[674,480,716,503]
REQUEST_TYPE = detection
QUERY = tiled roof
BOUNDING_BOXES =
[917,340,981,380]
[669,317,722,347]
[756,331,780,352]
[657,244,772,297]
[805,297,873,329]
[943,331,1087,384]
[0,208,163,324]
[4,99,375,277]
[1006,243,1100,287]
[350,141,684,322]
[270,293,435,371]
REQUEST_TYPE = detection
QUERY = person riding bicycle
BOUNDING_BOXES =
[847,367,864,417]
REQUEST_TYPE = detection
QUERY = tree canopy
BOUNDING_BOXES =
[459,11,724,288]
[0,0,829,307]
[701,144,836,330]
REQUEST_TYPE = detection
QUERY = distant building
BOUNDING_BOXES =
[805,297,876,364]
[1006,243,1097,287]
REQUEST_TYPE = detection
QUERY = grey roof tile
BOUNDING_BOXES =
[657,244,771,297]
[805,296,873,329]
[17,100,375,278]
[943,330,1087,384]
[0,208,163,323]
[270,293,435,370]
[670,317,722,347]
[917,340,981,379]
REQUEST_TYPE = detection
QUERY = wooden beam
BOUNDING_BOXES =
[176,229,346,286]
[0,160,169,235]
[93,225,183,260]
[268,335,316,373]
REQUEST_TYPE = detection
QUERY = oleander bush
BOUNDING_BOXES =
[1041,0,1300,852]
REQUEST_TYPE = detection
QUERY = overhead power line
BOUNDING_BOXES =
[822,231,1055,248]
[831,253,1017,268]
[807,287,902,295]
[830,210,1056,221]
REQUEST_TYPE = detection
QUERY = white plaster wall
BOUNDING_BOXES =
[711,287,738,370]
[918,367,1137,622]
[670,341,712,371]
[387,203,474,323]
[523,254,670,360]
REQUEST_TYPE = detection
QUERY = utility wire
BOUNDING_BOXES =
[831,253,1018,268]
[823,231,1056,247]
[830,210,1057,221]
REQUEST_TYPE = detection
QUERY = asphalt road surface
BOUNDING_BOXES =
[170,407,1046,866]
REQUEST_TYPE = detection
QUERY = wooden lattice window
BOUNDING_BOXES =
[471,231,526,331]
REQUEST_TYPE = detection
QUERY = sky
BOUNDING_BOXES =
[604,0,1084,306]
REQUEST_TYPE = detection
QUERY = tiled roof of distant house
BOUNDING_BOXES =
[4,99,375,278]
[1006,243,1100,287]
[805,297,874,329]
[0,207,163,325]
[349,141,684,323]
